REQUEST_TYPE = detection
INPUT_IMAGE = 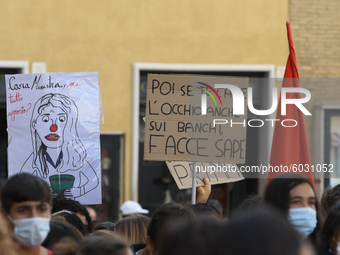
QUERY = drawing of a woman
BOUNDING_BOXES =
[21,93,99,199]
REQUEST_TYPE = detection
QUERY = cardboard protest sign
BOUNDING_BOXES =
[166,161,244,189]
[144,74,248,164]
[6,72,101,205]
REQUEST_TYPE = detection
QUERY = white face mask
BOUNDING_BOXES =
[288,207,317,239]
[8,215,50,247]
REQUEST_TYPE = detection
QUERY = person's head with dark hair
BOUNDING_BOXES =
[265,174,313,216]
[42,220,83,250]
[145,202,195,254]
[207,199,223,215]
[217,206,302,255]
[115,215,151,245]
[190,203,222,218]
[159,216,220,255]
[1,172,52,213]
[237,194,263,212]
[0,173,52,253]
[52,210,88,236]
[79,235,133,255]
[318,202,340,255]
[52,196,94,233]
[264,173,323,244]
[321,184,340,214]
[94,221,116,232]
[52,234,132,255]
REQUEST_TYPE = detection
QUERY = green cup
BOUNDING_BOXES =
[49,174,75,194]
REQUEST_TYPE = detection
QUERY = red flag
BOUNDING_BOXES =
[266,22,314,186]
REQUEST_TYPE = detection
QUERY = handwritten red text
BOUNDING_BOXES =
[67,82,81,88]
[8,92,23,104]
[7,103,32,121]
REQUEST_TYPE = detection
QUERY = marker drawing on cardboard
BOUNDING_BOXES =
[20,93,99,199]
[166,161,244,189]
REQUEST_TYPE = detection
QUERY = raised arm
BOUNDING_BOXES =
[196,177,211,204]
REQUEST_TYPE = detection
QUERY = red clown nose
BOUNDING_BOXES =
[50,124,58,132]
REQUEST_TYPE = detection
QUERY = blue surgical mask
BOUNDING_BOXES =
[7,215,50,247]
[288,207,317,239]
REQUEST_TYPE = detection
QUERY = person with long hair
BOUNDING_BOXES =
[264,173,323,246]
[21,93,99,199]
[115,215,151,245]
[318,202,340,255]
[321,184,340,214]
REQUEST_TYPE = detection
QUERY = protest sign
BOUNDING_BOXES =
[6,72,101,205]
[144,74,248,164]
[166,161,244,189]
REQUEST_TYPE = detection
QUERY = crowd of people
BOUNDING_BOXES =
[1,172,340,255]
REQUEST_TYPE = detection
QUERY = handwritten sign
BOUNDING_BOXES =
[166,161,244,189]
[6,72,101,205]
[144,74,248,163]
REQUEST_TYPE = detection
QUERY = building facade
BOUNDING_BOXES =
[3,0,323,218]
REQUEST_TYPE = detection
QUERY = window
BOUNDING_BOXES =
[324,109,340,188]
[0,61,28,186]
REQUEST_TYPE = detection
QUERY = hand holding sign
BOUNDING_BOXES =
[196,178,211,203]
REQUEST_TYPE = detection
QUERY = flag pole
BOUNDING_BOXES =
[191,162,197,204]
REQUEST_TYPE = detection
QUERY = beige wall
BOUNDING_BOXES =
[290,0,340,78]
[0,0,289,200]
[289,0,340,196]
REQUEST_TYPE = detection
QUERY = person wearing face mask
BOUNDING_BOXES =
[0,173,53,255]
[318,202,340,255]
[264,173,324,247]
